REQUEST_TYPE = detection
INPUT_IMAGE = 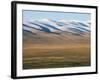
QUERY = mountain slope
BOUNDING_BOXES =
[23,19,90,45]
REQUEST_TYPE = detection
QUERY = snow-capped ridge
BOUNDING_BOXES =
[23,18,90,36]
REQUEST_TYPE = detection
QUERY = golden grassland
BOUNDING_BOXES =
[23,44,90,69]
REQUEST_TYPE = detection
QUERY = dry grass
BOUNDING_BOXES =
[23,44,90,69]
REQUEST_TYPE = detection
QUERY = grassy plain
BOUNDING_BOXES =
[23,44,90,69]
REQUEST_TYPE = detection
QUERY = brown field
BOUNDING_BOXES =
[23,44,90,69]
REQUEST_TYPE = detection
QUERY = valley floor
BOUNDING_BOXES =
[23,44,90,69]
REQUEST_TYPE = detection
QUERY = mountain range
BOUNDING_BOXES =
[23,19,90,45]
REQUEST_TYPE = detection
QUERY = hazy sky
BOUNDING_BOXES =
[23,10,91,22]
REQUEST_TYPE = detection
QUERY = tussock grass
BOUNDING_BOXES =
[23,44,90,69]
